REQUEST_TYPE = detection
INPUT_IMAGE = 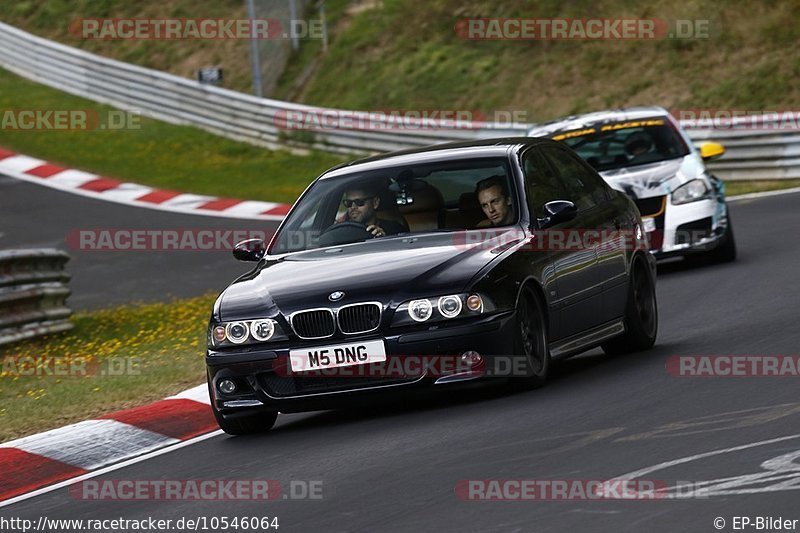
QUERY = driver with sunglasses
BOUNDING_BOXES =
[340,186,406,238]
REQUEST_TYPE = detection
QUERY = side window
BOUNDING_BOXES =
[522,149,569,218]
[542,146,609,211]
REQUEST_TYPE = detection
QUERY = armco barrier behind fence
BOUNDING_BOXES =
[0,249,73,347]
[0,21,798,179]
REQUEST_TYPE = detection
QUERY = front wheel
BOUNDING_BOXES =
[512,287,551,389]
[602,256,658,355]
[707,211,737,263]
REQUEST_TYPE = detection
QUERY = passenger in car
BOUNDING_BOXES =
[340,185,407,237]
[475,176,515,227]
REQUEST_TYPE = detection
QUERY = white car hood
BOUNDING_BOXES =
[599,158,688,199]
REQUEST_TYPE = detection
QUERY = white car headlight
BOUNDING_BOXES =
[672,179,710,205]
[225,322,250,344]
[250,319,276,341]
[408,299,433,322]
[209,318,286,348]
[437,295,463,318]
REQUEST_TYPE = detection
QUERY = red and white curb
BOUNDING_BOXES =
[0,148,291,221]
[0,384,218,504]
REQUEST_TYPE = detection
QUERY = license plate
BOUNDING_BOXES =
[289,339,386,372]
[642,217,657,233]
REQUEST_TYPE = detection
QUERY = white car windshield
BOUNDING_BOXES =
[556,118,690,172]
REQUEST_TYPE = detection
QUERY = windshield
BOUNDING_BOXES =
[271,157,517,254]
[554,118,690,172]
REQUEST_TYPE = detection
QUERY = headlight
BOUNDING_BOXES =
[393,293,490,327]
[250,319,275,341]
[209,318,286,348]
[408,299,433,322]
[672,179,710,205]
[225,322,249,344]
[438,295,462,318]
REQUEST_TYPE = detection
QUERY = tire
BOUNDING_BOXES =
[685,210,737,266]
[707,211,737,263]
[602,256,658,355]
[208,382,278,435]
[512,286,551,389]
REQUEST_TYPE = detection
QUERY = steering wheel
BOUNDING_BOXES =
[318,221,375,247]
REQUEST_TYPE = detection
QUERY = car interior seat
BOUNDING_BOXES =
[399,182,444,231]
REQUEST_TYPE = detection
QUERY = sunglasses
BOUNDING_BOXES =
[342,196,374,208]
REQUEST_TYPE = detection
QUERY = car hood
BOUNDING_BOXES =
[216,230,518,321]
[598,159,690,199]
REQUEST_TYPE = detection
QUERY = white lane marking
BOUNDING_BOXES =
[166,384,211,405]
[0,155,46,173]
[603,433,800,499]
[728,186,800,202]
[0,419,179,470]
[665,449,800,498]
[0,430,224,509]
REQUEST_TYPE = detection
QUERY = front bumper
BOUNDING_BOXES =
[643,196,730,257]
[206,311,517,415]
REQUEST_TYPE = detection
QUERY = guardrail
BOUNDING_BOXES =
[0,249,73,347]
[0,21,798,179]
[685,128,800,180]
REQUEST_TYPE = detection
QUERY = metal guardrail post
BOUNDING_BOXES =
[0,249,73,347]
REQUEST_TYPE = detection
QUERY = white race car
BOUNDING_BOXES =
[528,106,736,263]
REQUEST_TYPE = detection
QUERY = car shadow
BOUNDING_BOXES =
[656,254,742,276]
[222,342,681,439]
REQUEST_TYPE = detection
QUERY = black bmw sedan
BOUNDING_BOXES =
[206,138,657,434]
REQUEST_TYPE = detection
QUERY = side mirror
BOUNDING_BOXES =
[233,239,266,262]
[539,200,577,229]
[699,142,725,161]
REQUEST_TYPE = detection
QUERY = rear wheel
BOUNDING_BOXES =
[602,256,658,355]
[512,287,551,389]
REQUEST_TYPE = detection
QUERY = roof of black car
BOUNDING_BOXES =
[322,137,553,178]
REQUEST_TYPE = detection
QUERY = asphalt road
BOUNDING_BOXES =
[2,183,800,532]
[0,173,279,309]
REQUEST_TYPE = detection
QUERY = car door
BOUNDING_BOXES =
[536,145,611,337]
[549,147,629,323]
[522,147,598,340]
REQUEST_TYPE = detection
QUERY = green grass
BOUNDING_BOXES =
[0,294,217,442]
[7,1,799,120]
[724,179,800,197]
[277,0,799,122]
[0,68,346,203]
